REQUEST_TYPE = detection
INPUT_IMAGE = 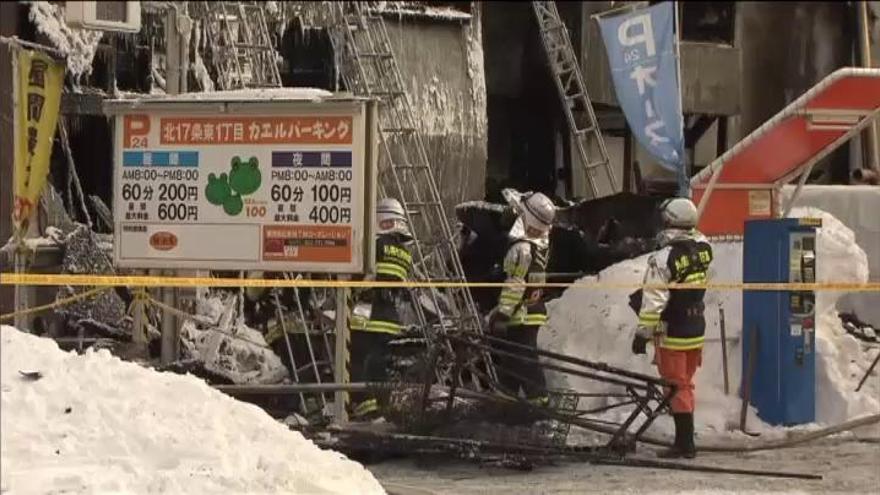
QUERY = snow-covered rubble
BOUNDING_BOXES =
[179,294,289,385]
[0,325,385,494]
[28,1,104,80]
[541,207,880,440]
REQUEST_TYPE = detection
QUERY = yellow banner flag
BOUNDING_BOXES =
[12,48,65,236]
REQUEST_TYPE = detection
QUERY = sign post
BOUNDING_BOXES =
[104,92,378,420]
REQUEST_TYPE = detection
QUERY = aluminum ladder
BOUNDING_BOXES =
[327,2,495,385]
[199,1,282,90]
[533,1,619,199]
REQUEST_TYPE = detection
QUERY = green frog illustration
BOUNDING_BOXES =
[205,172,232,206]
[229,156,261,195]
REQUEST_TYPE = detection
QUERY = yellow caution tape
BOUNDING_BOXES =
[1,272,879,292]
[0,286,111,322]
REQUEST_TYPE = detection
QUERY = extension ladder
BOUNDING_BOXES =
[326,2,495,384]
[533,1,619,199]
[199,1,282,89]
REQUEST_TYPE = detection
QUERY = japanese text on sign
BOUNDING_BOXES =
[156,117,353,146]
[13,49,64,234]
[109,98,375,273]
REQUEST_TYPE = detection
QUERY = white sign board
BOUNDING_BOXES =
[105,96,377,274]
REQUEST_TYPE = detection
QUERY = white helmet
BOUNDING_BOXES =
[377,197,412,238]
[659,197,698,229]
[520,192,556,236]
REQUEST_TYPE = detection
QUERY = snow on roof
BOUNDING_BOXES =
[372,2,472,21]
[159,87,335,101]
[0,326,386,494]
[27,1,104,78]
[108,87,348,106]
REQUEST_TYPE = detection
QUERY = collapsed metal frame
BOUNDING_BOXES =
[220,327,676,453]
[440,332,675,453]
[217,333,823,480]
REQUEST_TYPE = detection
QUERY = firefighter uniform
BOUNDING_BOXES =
[635,227,713,458]
[350,233,413,418]
[492,236,550,402]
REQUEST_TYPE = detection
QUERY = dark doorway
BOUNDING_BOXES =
[278,19,337,90]
[482,2,566,203]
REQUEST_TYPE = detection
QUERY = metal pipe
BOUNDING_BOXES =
[719,307,730,395]
[856,349,880,392]
[476,333,670,386]
[334,283,350,423]
[273,291,308,415]
[456,338,656,391]
[782,164,813,217]
[215,381,398,394]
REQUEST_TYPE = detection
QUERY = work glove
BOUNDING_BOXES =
[487,310,510,335]
[631,335,649,355]
[631,325,655,355]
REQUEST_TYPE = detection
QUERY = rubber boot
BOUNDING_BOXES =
[657,413,687,459]
[681,413,697,459]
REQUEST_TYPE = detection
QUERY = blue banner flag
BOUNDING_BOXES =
[598,2,686,187]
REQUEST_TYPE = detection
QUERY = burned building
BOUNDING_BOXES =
[0,1,876,316]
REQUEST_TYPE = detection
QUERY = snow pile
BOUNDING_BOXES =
[0,326,385,494]
[541,208,879,439]
[28,1,104,79]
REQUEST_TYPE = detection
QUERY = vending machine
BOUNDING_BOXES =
[742,217,821,426]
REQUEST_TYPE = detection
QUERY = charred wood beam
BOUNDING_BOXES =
[61,91,108,116]
[684,114,716,149]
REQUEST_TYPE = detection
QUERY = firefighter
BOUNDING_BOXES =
[631,197,713,459]
[350,197,414,420]
[488,191,556,405]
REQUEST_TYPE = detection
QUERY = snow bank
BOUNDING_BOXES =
[0,326,385,494]
[541,208,879,440]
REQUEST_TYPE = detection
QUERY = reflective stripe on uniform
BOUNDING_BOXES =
[683,271,708,284]
[376,261,407,281]
[639,311,661,327]
[361,319,403,335]
[498,287,525,315]
[660,335,705,350]
[350,315,368,331]
[510,312,548,327]
[504,262,528,278]
[353,398,379,417]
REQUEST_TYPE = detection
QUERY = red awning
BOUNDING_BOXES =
[691,68,880,235]
[692,68,880,188]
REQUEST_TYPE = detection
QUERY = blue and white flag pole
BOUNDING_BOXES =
[597,1,688,196]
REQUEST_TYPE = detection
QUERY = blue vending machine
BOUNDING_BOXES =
[742,217,821,426]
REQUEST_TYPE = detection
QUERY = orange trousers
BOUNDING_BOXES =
[655,346,703,413]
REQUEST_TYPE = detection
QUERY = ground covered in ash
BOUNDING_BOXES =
[369,435,880,494]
